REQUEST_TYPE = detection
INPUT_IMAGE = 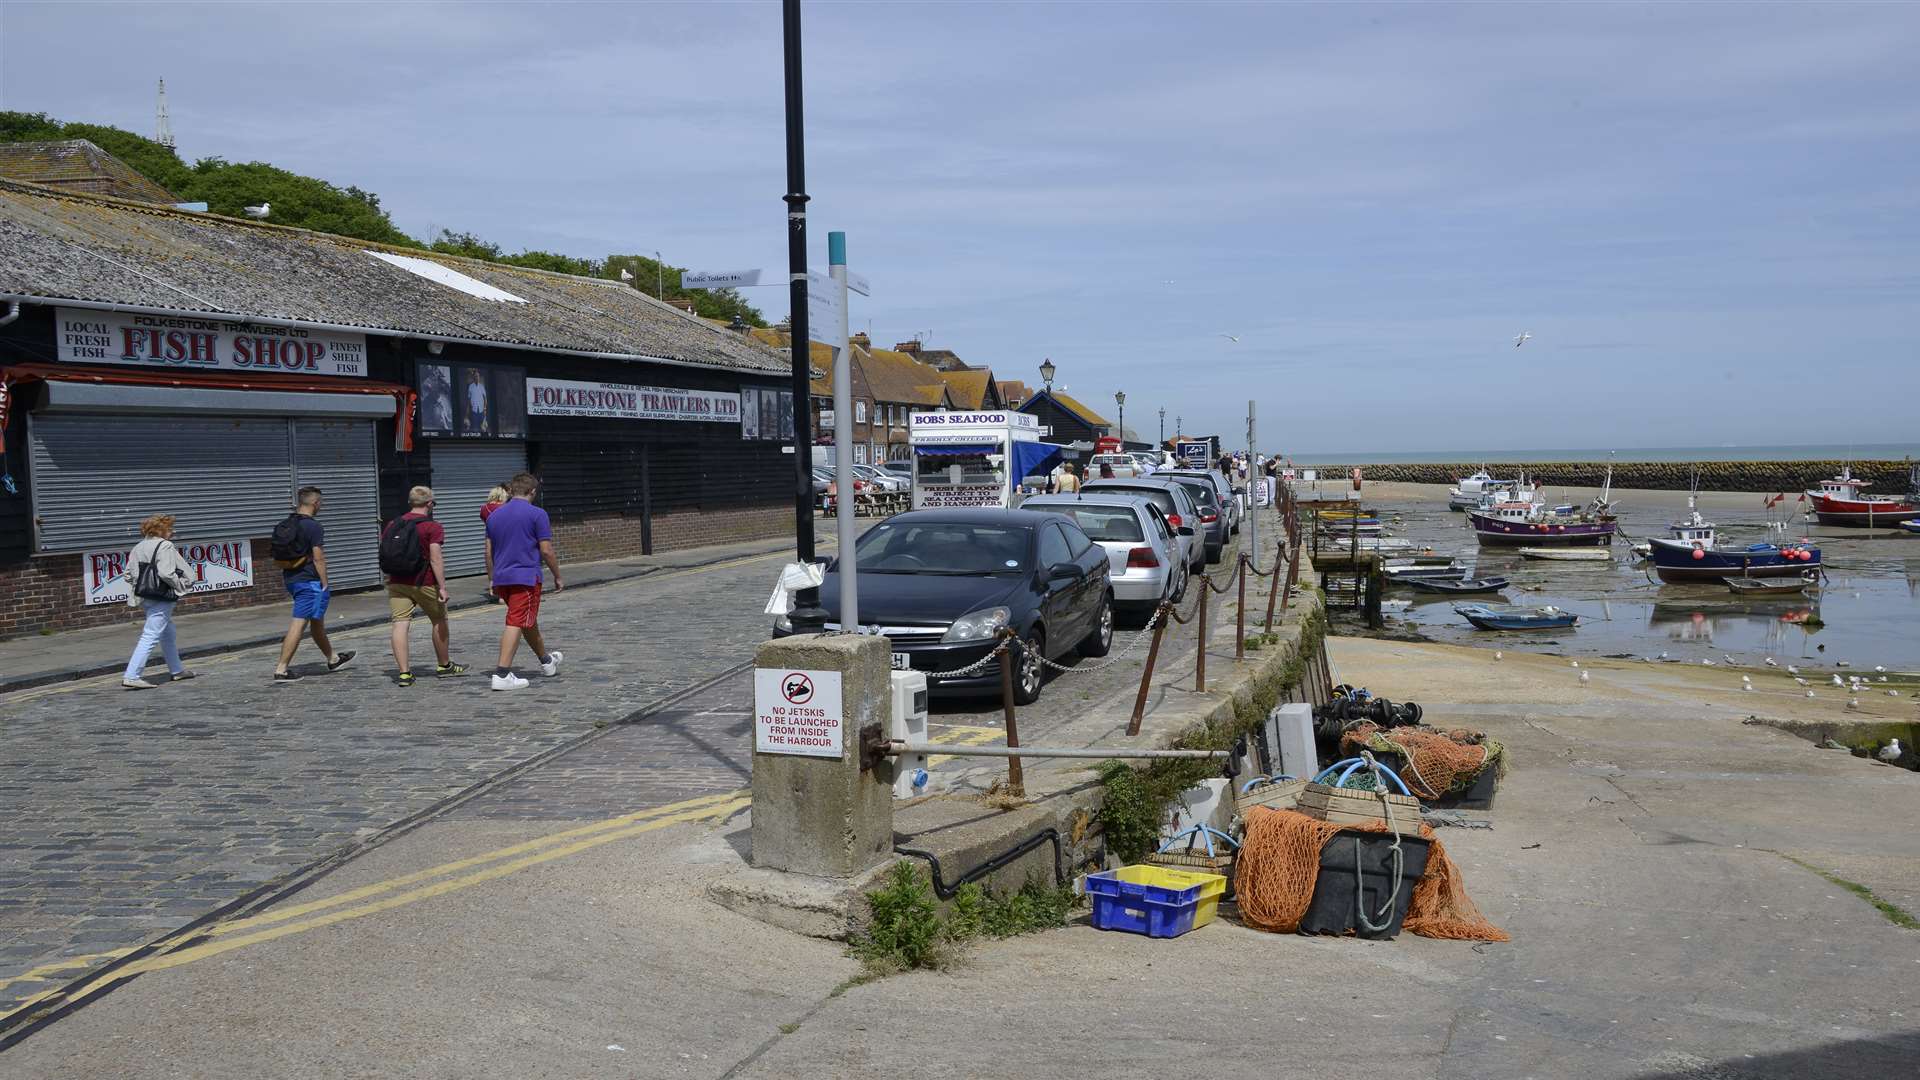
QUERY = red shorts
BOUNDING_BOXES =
[498,583,542,629]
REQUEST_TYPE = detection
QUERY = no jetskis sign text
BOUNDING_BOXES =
[754,668,845,757]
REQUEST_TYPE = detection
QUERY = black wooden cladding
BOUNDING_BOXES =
[533,433,785,516]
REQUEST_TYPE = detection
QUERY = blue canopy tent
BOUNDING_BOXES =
[1010,440,1066,482]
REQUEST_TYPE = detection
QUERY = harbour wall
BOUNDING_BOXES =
[1296,459,1913,494]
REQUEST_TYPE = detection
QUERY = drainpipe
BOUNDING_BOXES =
[0,300,20,327]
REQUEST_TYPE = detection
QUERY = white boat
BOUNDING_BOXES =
[1447,468,1517,511]
[1518,546,1613,562]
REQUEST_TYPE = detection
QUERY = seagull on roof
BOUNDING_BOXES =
[1514,331,1533,348]
[242,202,270,219]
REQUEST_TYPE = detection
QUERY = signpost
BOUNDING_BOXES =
[828,232,858,629]
[682,269,763,289]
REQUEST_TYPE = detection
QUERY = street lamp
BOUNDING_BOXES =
[1039,357,1056,392]
[1114,390,1125,447]
[1158,407,1165,446]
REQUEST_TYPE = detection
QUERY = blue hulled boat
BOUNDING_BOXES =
[1453,604,1579,630]
[1647,492,1821,583]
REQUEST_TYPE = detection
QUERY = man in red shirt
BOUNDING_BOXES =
[383,486,468,687]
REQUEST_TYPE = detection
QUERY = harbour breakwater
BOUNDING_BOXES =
[1297,459,1914,494]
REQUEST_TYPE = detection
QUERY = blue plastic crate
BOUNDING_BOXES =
[1083,865,1226,938]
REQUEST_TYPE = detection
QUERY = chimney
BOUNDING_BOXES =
[850,332,871,348]
[894,339,921,356]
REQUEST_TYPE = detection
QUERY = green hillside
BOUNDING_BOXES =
[0,111,765,326]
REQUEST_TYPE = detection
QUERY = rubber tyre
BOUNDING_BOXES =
[1171,563,1189,603]
[1078,592,1114,657]
[1012,627,1046,705]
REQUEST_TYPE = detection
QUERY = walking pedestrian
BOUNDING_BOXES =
[121,513,196,689]
[381,486,468,687]
[486,472,563,691]
[269,486,355,683]
[1056,463,1080,493]
[480,484,509,603]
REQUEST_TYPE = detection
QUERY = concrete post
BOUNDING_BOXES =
[750,633,894,877]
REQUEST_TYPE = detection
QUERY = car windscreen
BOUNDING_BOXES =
[1035,505,1144,542]
[852,521,1031,575]
[1165,478,1218,509]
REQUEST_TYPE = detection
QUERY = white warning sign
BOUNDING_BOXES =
[754,667,846,758]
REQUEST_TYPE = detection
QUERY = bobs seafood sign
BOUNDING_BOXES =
[56,308,367,377]
[526,378,743,423]
[82,539,255,606]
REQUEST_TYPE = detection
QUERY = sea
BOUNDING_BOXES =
[1292,443,1919,465]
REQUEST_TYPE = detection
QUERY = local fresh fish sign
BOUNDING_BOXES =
[82,539,255,606]
[56,308,367,377]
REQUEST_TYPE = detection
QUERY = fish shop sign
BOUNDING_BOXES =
[56,309,367,377]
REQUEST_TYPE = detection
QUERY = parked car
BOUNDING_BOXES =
[1087,453,1141,480]
[853,463,909,494]
[880,460,914,480]
[1159,468,1240,540]
[775,510,1112,704]
[1023,493,1188,620]
[1080,478,1209,572]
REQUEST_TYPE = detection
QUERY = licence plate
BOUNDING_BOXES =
[890,652,912,671]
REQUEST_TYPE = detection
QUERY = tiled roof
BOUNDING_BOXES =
[1041,390,1111,428]
[998,379,1032,403]
[864,347,952,407]
[0,178,789,373]
[936,368,994,409]
[0,141,179,204]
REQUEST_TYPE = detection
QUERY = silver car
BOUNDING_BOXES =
[1023,493,1188,617]
[1077,478,1207,576]
[853,463,909,494]
[1158,468,1241,536]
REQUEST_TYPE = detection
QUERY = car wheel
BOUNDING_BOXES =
[1078,593,1114,657]
[1172,564,1188,603]
[1012,627,1046,705]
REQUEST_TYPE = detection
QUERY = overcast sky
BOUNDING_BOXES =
[4,2,1917,454]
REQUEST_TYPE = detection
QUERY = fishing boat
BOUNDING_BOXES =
[1454,603,1579,631]
[1900,519,1920,535]
[1404,575,1509,595]
[1804,464,1920,528]
[1648,487,1822,583]
[1467,466,1619,548]
[1724,575,1814,596]
[1447,469,1516,511]
[1518,547,1612,562]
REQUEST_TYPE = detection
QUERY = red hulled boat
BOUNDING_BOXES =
[1804,465,1920,527]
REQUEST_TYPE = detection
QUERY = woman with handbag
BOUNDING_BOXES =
[122,513,197,689]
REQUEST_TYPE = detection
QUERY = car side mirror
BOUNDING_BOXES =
[1048,562,1082,583]
[1178,525,1196,536]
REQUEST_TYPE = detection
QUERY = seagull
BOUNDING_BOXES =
[1764,658,1778,668]
[1659,651,1669,661]
[1795,677,1809,686]
[1786,665,1799,675]
[1880,676,1889,683]
[1571,660,1580,668]
[1514,331,1533,348]
[619,268,634,281]
[1702,659,1715,666]
[1744,683,1755,692]
[1847,698,1861,711]
[1879,739,1905,762]
[1890,690,1902,698]
[242,202,270,219]
[1218,333,1240,342]
[1832,675,1845,686]
[1494,651,1503,661]
[1806,690,1817,698]
[1875,665,1887,673]
[1723,655,1738,666]
[1837,660,1851,668]
[1741,674,1751,683]
[1579,671,1590,685]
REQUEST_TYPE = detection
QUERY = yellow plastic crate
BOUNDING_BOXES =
[1085,864,1228,936]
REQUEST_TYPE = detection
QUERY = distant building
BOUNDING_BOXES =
[1019,389,1111,459]
[0,140,180,204]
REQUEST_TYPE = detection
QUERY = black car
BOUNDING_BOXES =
[776,509,1113,704]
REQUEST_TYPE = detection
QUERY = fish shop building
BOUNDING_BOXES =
[0,178,795,637]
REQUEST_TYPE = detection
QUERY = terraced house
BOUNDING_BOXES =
[0,175,796,637]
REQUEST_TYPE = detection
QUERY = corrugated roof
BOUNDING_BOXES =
[0,141,179,204]
[0,178,788,373]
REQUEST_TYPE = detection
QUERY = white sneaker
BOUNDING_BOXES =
[539,651,564,677]
[122,677,156,690]
[491,672,530,692]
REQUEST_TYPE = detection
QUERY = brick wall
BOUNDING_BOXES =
[0,539,291,640]
[549,505,792,564]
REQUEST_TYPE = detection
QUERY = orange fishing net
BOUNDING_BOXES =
[1235,806,1509,941]
[1338,723,1506,800]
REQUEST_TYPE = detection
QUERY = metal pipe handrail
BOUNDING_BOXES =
[884,741,1226,761]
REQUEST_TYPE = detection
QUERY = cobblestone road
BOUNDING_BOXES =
[0,548,784,1015]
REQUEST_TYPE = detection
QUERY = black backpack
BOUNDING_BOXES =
[270,513,312,570]
[379,516,428,577]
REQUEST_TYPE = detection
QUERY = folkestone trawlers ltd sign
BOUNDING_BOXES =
[526,378,743,423]
[55,308,367,377]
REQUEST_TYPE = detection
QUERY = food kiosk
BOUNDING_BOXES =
[908,411,1064,510]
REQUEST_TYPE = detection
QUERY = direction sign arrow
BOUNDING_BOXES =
[683,269,763,289]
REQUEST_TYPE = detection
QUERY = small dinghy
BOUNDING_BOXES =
[1518,546,1612,562]
[1404,575,1509,595]
[1903,519,1920,535]
[1454,603,1579,630]
[1383,563,1467,582]
[1724,575,1814,596]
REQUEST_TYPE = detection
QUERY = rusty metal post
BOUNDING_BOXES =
[1195,580,1209,693]
[1264,539,1284,631]
[1127,603,1170,736]
[1280,540,1301,613]
[998,628,1024,796]
[1235,554,1247,660]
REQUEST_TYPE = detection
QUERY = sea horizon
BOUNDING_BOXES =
[1287,443,1920,466]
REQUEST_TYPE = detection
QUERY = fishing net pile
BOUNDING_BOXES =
[1234,806,1509,941]
[1338,722,1506,800]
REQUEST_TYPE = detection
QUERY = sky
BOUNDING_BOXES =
[3,2,1917,455]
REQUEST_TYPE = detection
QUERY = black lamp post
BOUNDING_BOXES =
[1158,407,1165,446]
[1114,390,1125,447]
[1039,357,1056,392]
[781,0,826,633]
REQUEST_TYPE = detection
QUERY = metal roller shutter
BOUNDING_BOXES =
[292,420,382,589]
[428,443,528,577]
[28,414,294,552]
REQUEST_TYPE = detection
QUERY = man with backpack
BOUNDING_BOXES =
[382,485,467,687]
[270,486,355,683]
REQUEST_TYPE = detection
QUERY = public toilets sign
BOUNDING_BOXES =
[56,308,367,377]
[754,668,845,757]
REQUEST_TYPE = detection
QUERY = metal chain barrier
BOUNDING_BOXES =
[1032,599,1169,674]
[920,638,1012,680]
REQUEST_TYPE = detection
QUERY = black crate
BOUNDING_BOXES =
[1429,765,1498,811]
[1299,829,1432,940]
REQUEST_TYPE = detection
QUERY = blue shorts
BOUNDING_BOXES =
[287,580,331,621]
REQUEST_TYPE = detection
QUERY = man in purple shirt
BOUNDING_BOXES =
[485,472,564,691]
